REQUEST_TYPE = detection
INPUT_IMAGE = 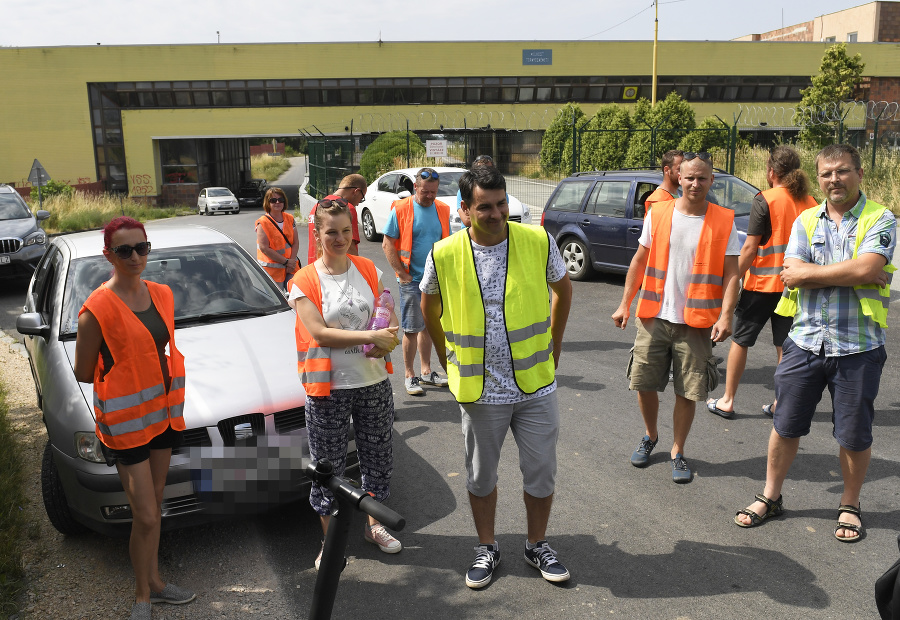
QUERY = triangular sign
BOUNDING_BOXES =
[28,159,51,185]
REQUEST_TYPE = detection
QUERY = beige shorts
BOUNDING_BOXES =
[626,317,719,402]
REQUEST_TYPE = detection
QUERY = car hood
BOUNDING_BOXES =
[0,217,38,238]
[64,310,305,429]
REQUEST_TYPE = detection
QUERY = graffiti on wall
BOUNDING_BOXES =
[130,174,154,195]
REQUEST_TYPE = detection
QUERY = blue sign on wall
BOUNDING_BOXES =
[522,49,552,65]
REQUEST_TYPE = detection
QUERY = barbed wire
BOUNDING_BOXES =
[737,100,900,128]
[300,107,565,135]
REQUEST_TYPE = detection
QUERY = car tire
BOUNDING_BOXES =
[561,237,595,281]
[199,205,205,216]
[41,440,89,536]
[232,207,240,215]
[362,209,381,242]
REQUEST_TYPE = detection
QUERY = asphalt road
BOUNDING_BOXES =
[3,175,900,617]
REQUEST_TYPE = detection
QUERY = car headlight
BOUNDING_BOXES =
[24,231,46,246]
[75,432,106,463]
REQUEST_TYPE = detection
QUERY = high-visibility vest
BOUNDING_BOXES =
[390,196,450,275]
[636,201,735,328]
[256,212,296,283]
[291,255,393,396]
[775,200,896,327]
[80,281,186,450]
[644,187,676,213]
[431,223,555,403]
[744,187,818,293]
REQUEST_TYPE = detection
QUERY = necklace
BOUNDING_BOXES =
[322,260,354,307]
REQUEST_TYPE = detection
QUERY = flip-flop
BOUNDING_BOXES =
[706,398,735,419]
[762,403,775,417]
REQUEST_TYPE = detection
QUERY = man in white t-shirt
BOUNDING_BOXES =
[421,165,572,589]
[612,153,741,484]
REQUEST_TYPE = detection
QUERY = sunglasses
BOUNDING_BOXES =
[418,170,440,181]
[269,196,285,203]
[108,242,151,259]
[473,155,494,164]
[316,197,349,208]
[683,152,712,162]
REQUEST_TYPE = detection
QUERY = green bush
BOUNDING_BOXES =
[30,179,73,201]
[580,104,632,171]
[0,386,27,616]
[797,43,865,148]
[679,117,731,153]
[539,103,585,176]
[359,131,425,183]
[625,92,696,168]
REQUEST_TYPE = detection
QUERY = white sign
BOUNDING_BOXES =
[426,140,448,157]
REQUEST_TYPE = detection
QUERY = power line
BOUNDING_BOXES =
[579,0,688,40]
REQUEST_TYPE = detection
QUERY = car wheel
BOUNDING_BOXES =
[362,209,381,242]
[199,205,205,216]
[41,440,89,536]
[561,237,595,281]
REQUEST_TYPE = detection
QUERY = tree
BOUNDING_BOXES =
[580,104,632,171]
[359,131,425,182]
[796,43,865,148]
[539,103,585,175]
[679,116,731,153]
[623,92,696,168]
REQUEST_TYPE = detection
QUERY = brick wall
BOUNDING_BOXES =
[758,20,815,42]
[878,2,900,41]
[249,143,285,157]
[161,182,208,207]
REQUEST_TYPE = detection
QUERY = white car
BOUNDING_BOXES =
[198,187,239,215]
[358,167,532,241]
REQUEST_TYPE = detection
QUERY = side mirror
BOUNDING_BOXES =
[17,312,50,338]
[397,190,411,199]
[36,210,50,221]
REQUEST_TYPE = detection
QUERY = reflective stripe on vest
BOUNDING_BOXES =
[80,280,187,450]
[635,201,734,328]
[391,196,450,274]
[745,188,818,293]
[432,223,555,403]
[292,256,392,396]
[256,213,295,283]
[775,199,895,327]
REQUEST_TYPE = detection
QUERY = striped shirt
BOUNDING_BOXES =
[784,192,896,356]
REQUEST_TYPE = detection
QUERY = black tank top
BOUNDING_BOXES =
[99,299,171,391]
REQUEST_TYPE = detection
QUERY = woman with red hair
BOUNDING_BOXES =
[74,216,195,620]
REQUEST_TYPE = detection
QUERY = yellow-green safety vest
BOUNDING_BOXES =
[432,223,556,403]
[775,199,896,327]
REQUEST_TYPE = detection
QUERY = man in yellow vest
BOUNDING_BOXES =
[734,144,895,543]
[382,168,451,395]
[612,153,742,483]
[421,165,572,589]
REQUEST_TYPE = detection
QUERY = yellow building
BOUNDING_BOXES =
[2,40,899,203]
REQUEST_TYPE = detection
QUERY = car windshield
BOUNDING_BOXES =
[708,176,758,217]
[0,194,32,220]
[436,172,464,197]
[60,243,288,337]
[208,189,232,197]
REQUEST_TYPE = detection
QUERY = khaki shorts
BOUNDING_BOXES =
[627,317,719,402]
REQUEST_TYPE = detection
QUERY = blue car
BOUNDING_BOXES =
[541,170,756,280]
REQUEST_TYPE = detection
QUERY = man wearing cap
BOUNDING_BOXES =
[307,173,365,265]
[382,167,451,395]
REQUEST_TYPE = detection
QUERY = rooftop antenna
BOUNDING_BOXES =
[378,31,383,47]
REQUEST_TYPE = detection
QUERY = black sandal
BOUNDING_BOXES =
[734,493,784,528]
[834,504,864,543]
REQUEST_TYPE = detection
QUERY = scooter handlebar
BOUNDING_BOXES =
[359,495,405,531]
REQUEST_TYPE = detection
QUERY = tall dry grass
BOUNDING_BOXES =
[250,155,291,182]
[33,192,182,234]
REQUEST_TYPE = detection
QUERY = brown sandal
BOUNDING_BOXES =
[834,504,864,543]
[734,493,784,528]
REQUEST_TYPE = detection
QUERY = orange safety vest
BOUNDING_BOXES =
[256,212,296,283]
[390,196,450,275]
[743,187,818,293]
[80,281,186,450]
[291,255,393,396]
[636,201,734,328]
[644,187,676,212]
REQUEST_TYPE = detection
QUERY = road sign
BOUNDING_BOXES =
[27,159,51,185]
[426,140,448,157]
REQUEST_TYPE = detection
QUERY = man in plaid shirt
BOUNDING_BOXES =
[734,144,896,543]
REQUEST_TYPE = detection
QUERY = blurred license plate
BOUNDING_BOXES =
[0,256,9,264]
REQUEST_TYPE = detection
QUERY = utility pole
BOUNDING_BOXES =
[652,0,659,105]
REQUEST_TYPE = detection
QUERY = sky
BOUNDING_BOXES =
[3,0,868,47]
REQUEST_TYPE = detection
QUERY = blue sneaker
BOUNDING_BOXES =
[466,542,500,589]
[672,453,692,483]
[524,540,570,583]
[630,435,658,468]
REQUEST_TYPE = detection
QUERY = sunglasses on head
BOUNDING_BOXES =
[269,196,285,203]
[683,152,712,162]
[418,170,440,181]
[108,242,151,259]
[316,197,349,209]
[473,155,494,164]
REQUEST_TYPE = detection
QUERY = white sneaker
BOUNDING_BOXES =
[364,523,402,553]
[420,371,448,387]
[405,376,424,395]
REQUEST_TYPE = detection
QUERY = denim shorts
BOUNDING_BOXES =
[731,290,792,348]
[773,338,886,451]
[398,281,425,333]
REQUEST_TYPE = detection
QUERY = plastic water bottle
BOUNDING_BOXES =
[362,290,394,353]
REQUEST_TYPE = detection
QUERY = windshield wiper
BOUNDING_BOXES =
[176,309,270,324]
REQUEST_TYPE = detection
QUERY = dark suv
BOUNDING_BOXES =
[238,179,269,208]
[541,169,756,280]
[0,184,50,277]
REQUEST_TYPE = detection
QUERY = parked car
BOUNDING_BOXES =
[237,179,269,208]
[16,225,355,535]
[541,169,756,280]
[198,187,239,215]
[358,166,532,241]
[0,184,50,277]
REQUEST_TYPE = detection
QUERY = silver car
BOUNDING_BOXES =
[198,187,239,215]
[17,225,354,535]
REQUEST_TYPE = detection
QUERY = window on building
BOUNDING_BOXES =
[847,32,858,42]
[825,36,836,42]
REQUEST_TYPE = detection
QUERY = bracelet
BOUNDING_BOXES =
[283,258,289,266]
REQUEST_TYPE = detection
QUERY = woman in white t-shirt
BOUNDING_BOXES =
[288,198,402,569]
